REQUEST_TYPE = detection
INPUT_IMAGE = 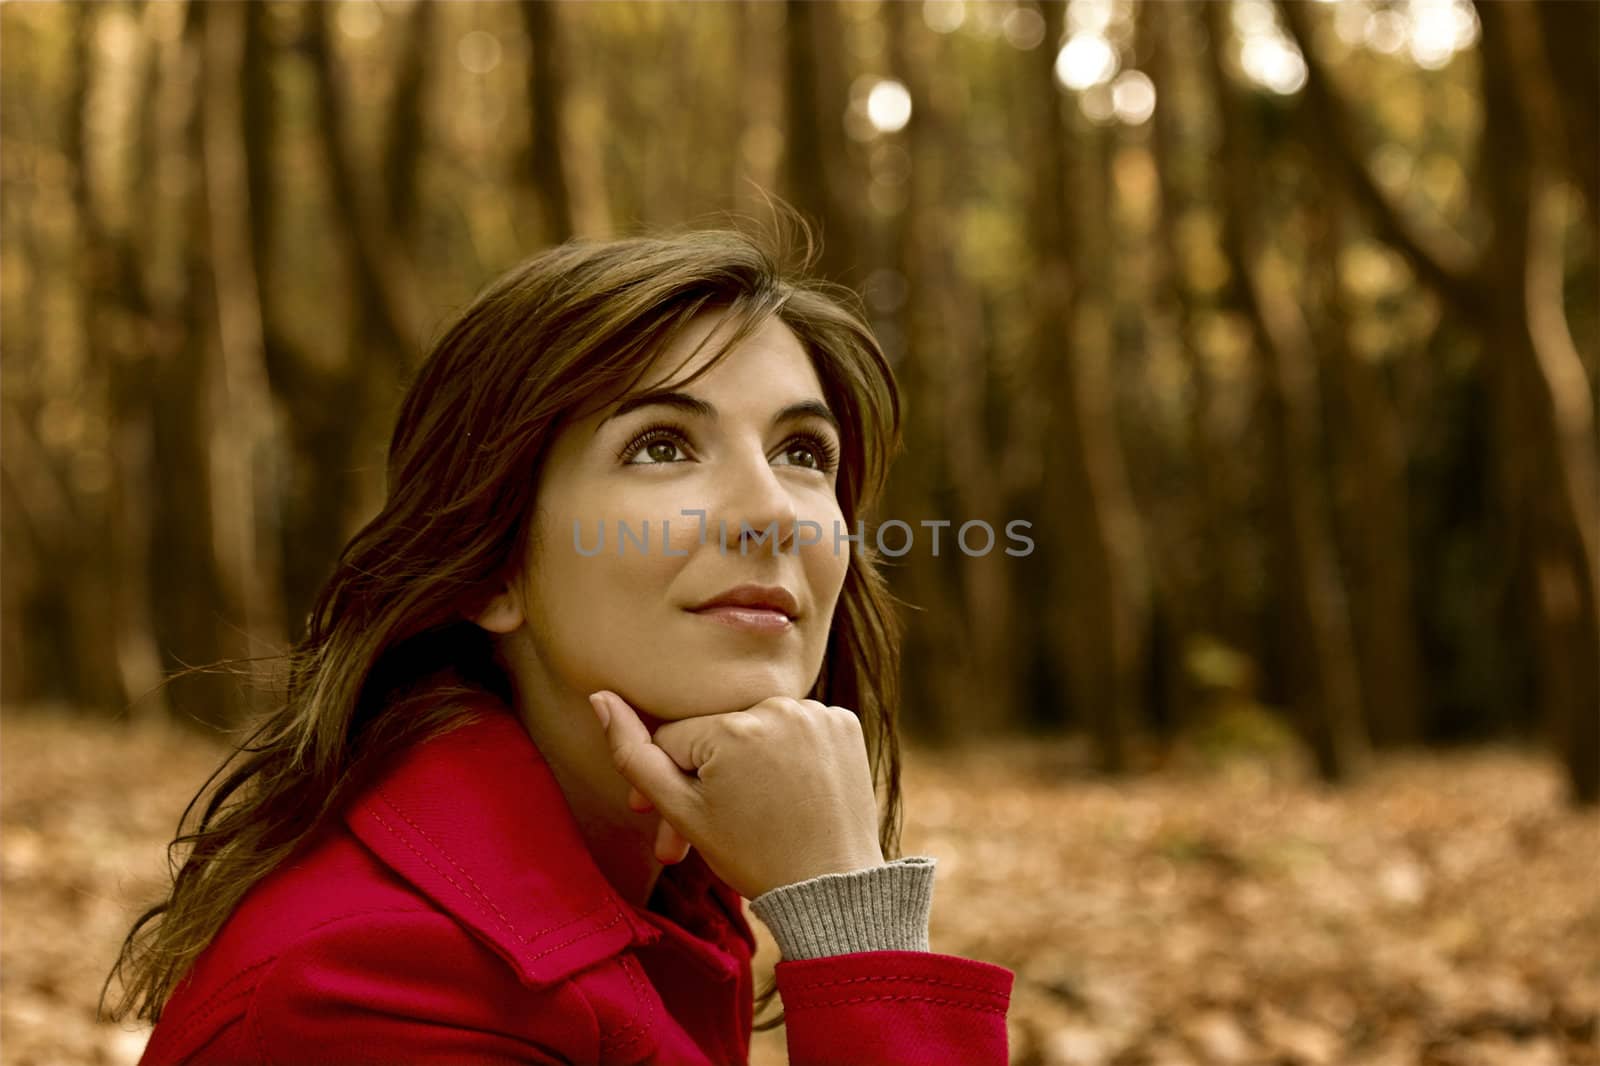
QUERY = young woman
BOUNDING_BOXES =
[105,230,1014,1064]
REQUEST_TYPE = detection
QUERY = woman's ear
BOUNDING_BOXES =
[472,582,526,635]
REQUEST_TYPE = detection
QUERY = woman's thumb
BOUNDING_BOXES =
[588,691,697,816]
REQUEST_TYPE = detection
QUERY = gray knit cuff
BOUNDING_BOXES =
[747,856,936,962]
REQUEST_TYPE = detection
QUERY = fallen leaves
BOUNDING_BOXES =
[3,708,1596,1065]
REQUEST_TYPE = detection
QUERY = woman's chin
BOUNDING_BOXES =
[642,671,813,720]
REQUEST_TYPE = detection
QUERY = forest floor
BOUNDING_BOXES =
[2,704,1597,1066]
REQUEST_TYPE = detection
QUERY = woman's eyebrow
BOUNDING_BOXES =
[595,391,839,434]
[774,399,840,432]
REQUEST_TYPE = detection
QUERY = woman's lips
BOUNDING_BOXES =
[688,606,795,634]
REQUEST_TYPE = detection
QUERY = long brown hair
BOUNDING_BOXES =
[102,226,906,1035]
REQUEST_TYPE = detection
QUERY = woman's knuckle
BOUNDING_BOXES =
[756,697,804,723]
[827,704,861,730]
[721,713,760,739]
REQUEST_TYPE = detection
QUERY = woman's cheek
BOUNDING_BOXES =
[803,513,849,615]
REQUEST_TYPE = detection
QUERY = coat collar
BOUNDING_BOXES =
[340,700,750,989]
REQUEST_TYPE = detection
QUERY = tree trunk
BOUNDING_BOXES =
[732,1,784,216]
[1027,0,1146,772]
[1283,0,1598,802]
[385,0,434,243]
[147,2,238,730]
[1144,0,1234,665]
[782,0,861,287]
[1476,4,1600,805]
[64,2,173,719]
[1307,178,1426,748]
[1530,0,1599,229]
[1203,2,1370,782]
[202,0,288,685]
[881,2,1022,737]
[304,3,424,367]
[878,0,946,739]
[519,0,575,244]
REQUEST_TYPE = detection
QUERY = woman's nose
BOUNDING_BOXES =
[715,449,799,554]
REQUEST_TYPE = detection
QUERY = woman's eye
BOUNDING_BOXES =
[774,433,840,474]
[621,425,838,472]
[620,427,692,465]
[642,440,683,463]
[782,443,819,469]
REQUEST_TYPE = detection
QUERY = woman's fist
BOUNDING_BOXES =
[589,691,886,900]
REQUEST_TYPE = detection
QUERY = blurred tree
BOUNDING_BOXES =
[1281,0,1598,804]
[1203,2,1370,783]
[782,0,860,286]
[1530,1,1598,230]
[1140,0,1227,736]
[202,0,287,674]
[867,1,1016,739]
[146,2,238,729]
[1025,0,1149,771]
[61,1,167,718]
[519,0,574,244]
[304,2,424,362]
[1306,172,1425,749]
[247,1,362,630]
[385,0,434,243]
[879,0,970,741]
[2,0,1593,798]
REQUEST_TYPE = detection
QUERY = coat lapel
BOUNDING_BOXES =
[341,704,663,988]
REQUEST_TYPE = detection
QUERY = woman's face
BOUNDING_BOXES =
[495,311,850,722]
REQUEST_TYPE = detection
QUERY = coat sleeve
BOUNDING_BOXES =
[774,950,1014,1066]
[244,910,596,1065]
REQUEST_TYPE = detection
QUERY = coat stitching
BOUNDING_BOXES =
[523,905,628,963]
[786,993,1008,1015]
[595,954,660,1058]
[164,959,274,1050]
[375,788,522,936]
[364,807,633,970]
[622,954,658,1042]
[788,974,1007,996]
[370,793,617,945]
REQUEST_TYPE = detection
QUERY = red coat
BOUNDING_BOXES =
[138,703,1014,1064]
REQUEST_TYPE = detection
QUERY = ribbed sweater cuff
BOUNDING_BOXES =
[747,856,936,962]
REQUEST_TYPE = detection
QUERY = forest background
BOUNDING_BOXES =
[1,2,1597,1064]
